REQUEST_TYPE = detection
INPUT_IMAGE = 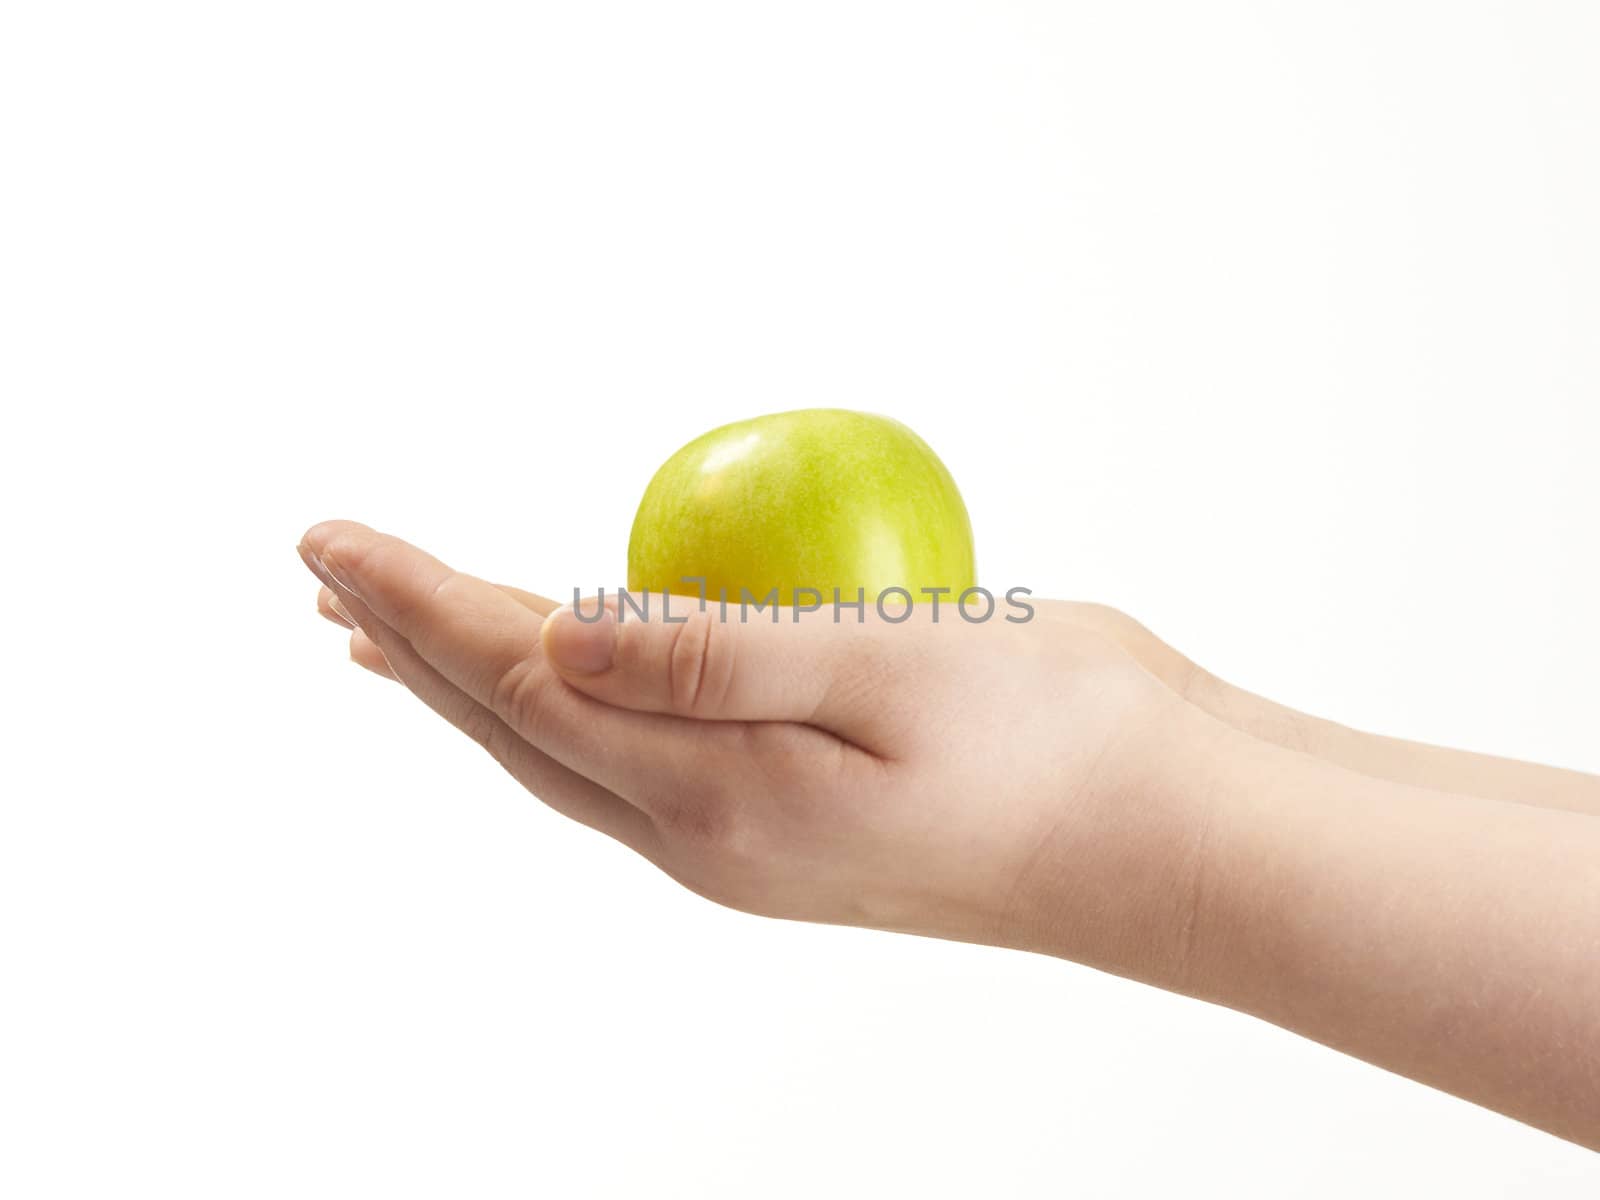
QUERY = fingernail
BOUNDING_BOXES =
[329,594,355,625]
[317,547,363,598]
[296,542,337,590]
[544,604,616,673]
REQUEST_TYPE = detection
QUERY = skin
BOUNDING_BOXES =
[301,520,1600,1151]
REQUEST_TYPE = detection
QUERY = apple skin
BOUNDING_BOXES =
[627,409,975,607]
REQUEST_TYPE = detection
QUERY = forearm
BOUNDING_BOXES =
[1307,720,1600,816]
[1190,669,1600,815]
[1186,720,1600,1148]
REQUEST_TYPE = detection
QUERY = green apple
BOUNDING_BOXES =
[628,408,975,607]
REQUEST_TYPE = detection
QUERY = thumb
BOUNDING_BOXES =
[539,597,905,749]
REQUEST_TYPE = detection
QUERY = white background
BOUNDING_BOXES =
[3,1,1597,1194]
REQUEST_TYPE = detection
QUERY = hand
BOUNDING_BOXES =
[300,520,1600,1149]
[298,520,1218,980]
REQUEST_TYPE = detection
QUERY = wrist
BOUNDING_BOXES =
[997,697,1241,990]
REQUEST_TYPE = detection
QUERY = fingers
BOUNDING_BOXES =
[496,584,561,617]
[318,567,560,647]
[304,552,655,851]
[539,599,920,756]
[320,583,548,682]
[349,628,398,679]
[317,585,354,628]
[317,585,397,678]
[298,521,722,806]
